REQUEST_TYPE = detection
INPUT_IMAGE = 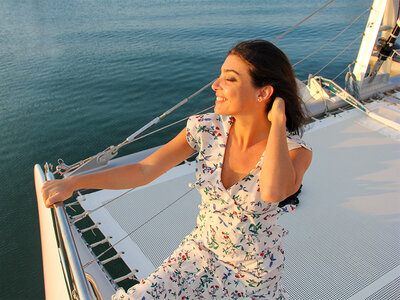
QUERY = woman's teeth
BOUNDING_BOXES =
[216,97,227,102]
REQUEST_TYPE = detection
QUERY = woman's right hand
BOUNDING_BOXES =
[41,178,75,208]
[267,97,286,125]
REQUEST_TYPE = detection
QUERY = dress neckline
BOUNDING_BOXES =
[219,115,265,192]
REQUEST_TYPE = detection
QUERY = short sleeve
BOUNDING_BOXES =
[286,134,312,151]
[186,115,201,151]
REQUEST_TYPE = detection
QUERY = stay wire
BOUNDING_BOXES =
[314,33,364,76]
[272,0,337,43]
[129,105,215,143]
[332,61,356,81]
[293,7,371,67]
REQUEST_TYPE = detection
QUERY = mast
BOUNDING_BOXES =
[352,0,388,82]
[346,0,400,99]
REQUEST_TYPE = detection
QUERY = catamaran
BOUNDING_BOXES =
[34,0,400,299]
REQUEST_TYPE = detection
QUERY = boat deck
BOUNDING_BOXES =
[281,99,400,299]
[77,97,400,299]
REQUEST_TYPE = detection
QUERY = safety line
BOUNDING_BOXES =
[272,0,337,43]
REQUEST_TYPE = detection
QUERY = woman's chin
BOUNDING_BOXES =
[214,108,227,115]
[214,105,228,115]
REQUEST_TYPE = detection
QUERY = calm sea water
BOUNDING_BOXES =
[0,0,371,298]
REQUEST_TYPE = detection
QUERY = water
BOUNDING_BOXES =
[0,0,372,298]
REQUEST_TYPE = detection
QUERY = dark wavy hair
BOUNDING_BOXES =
[228,40,307,135]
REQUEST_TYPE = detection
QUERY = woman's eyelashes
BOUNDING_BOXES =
[216,72,237,83]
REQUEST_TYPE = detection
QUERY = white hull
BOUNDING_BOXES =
[35,165,116,299]
[35,166,71,300]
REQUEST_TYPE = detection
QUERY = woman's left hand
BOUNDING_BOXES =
[267,97,286,124]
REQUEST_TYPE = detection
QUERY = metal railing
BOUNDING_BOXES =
[45,164,95,300]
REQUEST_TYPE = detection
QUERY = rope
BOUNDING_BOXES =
[272,0,337,43]
[332,61,356,81]
[83,187,196,269]
[125,105,215,143]
[314,33,364,76]
[293,7,371,67]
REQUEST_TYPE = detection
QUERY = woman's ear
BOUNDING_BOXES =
[258,85,274,102]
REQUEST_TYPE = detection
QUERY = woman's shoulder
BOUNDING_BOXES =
[189,113,228,122]
[186,113,231,151]
[188,113,233,127]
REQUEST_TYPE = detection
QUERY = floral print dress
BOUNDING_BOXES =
[113,113,311,299]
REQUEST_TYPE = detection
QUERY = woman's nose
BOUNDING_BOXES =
[212,78,220,91]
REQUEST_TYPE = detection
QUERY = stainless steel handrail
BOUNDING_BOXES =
[45,166,94,300]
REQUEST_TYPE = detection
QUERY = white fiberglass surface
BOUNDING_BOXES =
[280,101,400,299]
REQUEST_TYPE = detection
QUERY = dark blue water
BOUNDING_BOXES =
[0,0,371,298]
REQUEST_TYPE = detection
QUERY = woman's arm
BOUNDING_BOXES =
[42,128,195,208]
[259,98,312,203]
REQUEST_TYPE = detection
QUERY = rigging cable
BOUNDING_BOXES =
[293,7,371,67]
[121,105,215,144]
[332,61,356,81]
[272,0,337,43]
[313,33,364,76]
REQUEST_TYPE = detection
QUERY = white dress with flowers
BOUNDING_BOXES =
[113,113,311,299]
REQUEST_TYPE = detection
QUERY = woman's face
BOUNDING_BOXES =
[212,54,263,116]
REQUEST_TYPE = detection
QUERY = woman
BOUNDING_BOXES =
[42,40,312,299]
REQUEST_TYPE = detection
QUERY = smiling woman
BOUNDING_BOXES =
[42,39,312,299]
[112,41,312,299]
